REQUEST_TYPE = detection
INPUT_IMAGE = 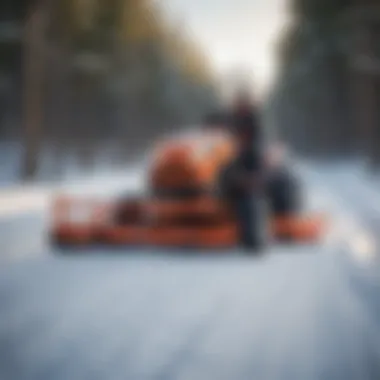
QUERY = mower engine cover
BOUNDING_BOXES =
[148,130,236,193]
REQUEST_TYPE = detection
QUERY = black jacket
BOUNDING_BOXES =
[230,107,265,173]
[216,107,266,200]
[231,109,261,141]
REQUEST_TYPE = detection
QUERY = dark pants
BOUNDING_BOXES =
[234,195,266,250]
[266,167,301,216]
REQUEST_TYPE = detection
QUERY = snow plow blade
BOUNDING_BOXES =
[50,196,327,249]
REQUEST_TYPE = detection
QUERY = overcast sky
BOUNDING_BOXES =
[165,0,291,96]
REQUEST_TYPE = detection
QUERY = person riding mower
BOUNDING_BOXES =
[222,90,267,251]
[217,87,303,250]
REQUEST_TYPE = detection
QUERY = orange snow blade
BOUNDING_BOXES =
[96,225,146,245]
[52,224,95,245]
[272,214,326,241]
[194,224,238,248]
[143,197,233,224]
[51,196,114,225]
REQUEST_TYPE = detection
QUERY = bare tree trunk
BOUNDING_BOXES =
[356,26,378,170]
[48,42,72,178]
[22,0,48,180]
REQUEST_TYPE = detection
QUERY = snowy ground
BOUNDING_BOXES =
[0,165,144,218]
[0,161,380,380]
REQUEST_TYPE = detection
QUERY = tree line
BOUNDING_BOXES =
[0,0,220,179]
[269,0,380,168]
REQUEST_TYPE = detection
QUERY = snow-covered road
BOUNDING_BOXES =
[0,162,380,380]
